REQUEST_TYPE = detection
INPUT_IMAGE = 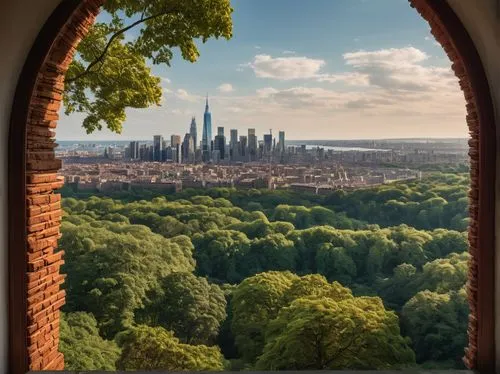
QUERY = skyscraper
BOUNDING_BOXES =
[182,133,195,163]
[171,135,181,163]
[239,135,248,159]
[279,131,285,153]
[153,135,164,162]
[214,126,226,160]
[263,133,273,155]
[171,135,181,148]
[129,141,139,160]
[202,95,212,162]
[190,117,197,151]
[230,129,238,161]
[248,129,257,161]
[230,129,238,145]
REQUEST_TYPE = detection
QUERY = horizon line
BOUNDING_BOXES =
[56,136,470,142]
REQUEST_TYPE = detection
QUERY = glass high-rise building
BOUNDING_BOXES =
[153,135,163,162]
[182,133,195,163]
[214,126,226,160]
[239,135,248,159]
[279,131,285,153]
[202,96,212,162]
[248,129,257,161]
[171,135,181,163]
[230,129,238,160]
[230,129,238,145]
[263,133,273,154]
[129,141,139,160]
[190,117,197,151]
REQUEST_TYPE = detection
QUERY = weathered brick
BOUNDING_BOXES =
[27,209,63,226]
[27,173,59,184]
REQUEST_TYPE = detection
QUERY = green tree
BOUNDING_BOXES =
[240,234,298,277]
[231,271,298,362]
[138,272,227,345]
[316,244,356,285]
[420,252,469,293]
[402,289,468,366]
[61,220,195,338]
[64,0,233,133]
[425,229,468,260]
[116,325,225,371]
[193,230,250,282]
[59,312,120,371]
[256,297,415,370]
[281,274,353,305]
[377,263,419,311]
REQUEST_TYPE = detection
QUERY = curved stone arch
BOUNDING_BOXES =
[409,0,496,371]
[7,0,496,373]
[8,1,104,372]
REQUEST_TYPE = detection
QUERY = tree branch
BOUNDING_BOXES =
[322,328,365,368]
[66,9,177,84]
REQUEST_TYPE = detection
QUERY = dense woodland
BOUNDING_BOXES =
[59,172,470,370]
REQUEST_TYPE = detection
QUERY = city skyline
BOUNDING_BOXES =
[123,96,288,165]
[56,0,467,141]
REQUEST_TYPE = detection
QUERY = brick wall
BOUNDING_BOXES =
[20,0,480,370]
[24,0,103,370]
[409,1,481,368]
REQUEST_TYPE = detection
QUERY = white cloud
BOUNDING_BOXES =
[246,54,326,80]
[243,54,367,86]
[161,77,171,84]
[217,83,235,93]
[254,45,261,49]
[283,50,296,55]
[256,87,279,97]
[248,82,462,119]
[316,72,370,86]
[175,89,199,102]
[227,47,462,127]
[59,46,464,140]
[343,47,428,66]
[170,108,192,116]
[342,47,457,92]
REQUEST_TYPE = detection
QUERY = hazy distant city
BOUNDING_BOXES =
[57,97,469,195]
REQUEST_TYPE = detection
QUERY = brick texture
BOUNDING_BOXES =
[22,0,480,371]
[24,0,104,370]
[409,0,479,369]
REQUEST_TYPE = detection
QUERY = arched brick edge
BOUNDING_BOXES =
[7,0,496,373]
[409,0,497,372]
[8,0,103,373]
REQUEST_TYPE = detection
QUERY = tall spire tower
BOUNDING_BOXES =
[202,94,213,162]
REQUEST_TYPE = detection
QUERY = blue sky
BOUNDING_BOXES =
[57,0,466,141]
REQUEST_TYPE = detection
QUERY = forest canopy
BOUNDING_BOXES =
[59,173,470,370]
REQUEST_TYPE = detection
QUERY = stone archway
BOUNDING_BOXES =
[8,2,104,372]
[7,0,496,373]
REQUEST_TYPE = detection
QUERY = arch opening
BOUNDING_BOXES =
[7,0,496,373]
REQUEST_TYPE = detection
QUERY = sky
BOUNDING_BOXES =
[56,0,467,141]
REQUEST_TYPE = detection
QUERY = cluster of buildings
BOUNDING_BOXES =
[61,161,420,195]
[118,96,286,165]
[56,97,468,195]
